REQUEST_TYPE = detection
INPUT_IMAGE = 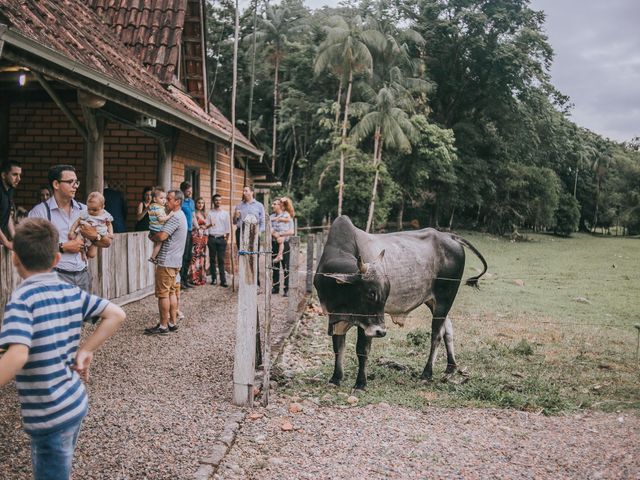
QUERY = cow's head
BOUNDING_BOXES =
[315,250,390,337]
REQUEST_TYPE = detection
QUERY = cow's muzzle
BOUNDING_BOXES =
[365,325,387,338]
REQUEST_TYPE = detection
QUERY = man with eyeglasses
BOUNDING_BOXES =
[28,164,112,292]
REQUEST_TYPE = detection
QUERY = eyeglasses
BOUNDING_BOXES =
[58,179,80,187]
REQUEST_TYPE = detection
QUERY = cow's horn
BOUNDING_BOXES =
[357,256,368,274]
[375,250,386,262]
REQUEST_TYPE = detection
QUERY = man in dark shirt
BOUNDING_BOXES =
[103,180,127,233]
[0,160,22,250]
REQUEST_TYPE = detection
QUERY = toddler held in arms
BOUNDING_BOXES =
[68,191,113,259]
[148,186,175,263]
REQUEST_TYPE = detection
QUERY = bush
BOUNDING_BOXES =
[553,194,580,236]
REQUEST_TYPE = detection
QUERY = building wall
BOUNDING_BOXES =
[7,100,161,230]
[7,99,261,243]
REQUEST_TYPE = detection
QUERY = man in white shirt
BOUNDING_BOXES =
[28,164,112,292]
[206,193,230,287]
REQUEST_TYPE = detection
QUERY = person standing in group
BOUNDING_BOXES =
[0,160,22,250]
[180,181,197,290]
[144,189,187,335]
[270,199,295,296]
[0,217,126,480]
[135,186,153,231]
[206,193,230,287]
[28,165,112,292]
[189,197,208,286]
[103,179,127,233]
[38,185,51,205]
[233,185,265,249]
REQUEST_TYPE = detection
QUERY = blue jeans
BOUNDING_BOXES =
[30,418,83,480]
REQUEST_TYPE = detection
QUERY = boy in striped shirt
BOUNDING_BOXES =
[0,218,125,480]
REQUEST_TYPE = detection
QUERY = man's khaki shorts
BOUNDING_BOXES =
[155,266,180,298]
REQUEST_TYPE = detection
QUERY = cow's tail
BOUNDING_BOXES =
[451,234,488,289]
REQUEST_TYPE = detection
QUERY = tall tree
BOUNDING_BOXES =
[351,84,417,231]
[314,15,385,215]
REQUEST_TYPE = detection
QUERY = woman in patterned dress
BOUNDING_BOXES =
[189,197,209,285]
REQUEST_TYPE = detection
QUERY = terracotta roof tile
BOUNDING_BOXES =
[85,0,186,85]
[1,0,256,154]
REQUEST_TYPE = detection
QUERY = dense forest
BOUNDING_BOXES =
[205,0,640,235]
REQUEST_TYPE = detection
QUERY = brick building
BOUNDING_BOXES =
[0,0,272,306]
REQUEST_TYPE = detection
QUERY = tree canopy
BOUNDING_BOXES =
[206,0,640,236]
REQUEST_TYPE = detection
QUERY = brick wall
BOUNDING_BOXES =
[8,100,158,230]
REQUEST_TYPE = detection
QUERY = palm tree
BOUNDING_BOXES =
[351,85,417,231]
[314,16,385,216]
[251,3,305,173]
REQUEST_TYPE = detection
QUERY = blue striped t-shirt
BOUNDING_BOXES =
[0,271,109,434]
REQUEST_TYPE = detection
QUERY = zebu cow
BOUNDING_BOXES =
[313,216,487,390]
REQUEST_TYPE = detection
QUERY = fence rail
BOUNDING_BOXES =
[0,232,156,321]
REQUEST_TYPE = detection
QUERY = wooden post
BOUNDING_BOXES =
[262,219,272,406]
[287,236,300,323]
[233,214,259,406]
[81,105,105,194]
[306,234,315,293]
[158,135,176,191]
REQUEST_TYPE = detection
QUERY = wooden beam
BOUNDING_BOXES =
[0,24,6,59]
[81,105,105,194]
[33,71,88,141]
[158,132,178,190]
[0,95,8,161]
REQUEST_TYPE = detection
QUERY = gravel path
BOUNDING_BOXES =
[215,398,640,479]
[0,272,301,480]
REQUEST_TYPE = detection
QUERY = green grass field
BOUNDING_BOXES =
[282,232,640,414]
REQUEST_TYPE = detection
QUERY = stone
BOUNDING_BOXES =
[347,396,359,405]
[289,402,303,414]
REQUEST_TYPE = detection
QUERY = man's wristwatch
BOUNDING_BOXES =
[59,242,64,253]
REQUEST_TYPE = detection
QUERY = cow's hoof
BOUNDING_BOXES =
[444,364,458,375]
[328,378,341,388]
[420,376,433,384]
[352,386,366,394]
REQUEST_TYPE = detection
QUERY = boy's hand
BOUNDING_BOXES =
[72,349,94,382]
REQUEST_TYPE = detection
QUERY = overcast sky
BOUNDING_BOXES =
[298,0,639,143]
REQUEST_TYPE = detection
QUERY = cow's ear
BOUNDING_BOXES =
[375,250,385,263]
[357,256,368,274]
[325,273,354,285]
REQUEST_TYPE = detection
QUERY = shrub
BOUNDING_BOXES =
[553,193,580,236]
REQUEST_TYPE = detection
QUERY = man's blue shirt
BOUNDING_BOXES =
[182,197,195,231]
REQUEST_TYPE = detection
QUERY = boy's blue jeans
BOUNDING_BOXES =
[29,418,83,480]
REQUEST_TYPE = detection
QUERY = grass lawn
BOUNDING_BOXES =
[282,232,640,414]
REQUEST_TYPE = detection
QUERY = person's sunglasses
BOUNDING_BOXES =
[58,179,80,186]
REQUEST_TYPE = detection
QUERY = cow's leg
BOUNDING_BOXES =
[354,327,372,391]
[442,316,457,375]
[421,311,447,382]
[329,334,346,386]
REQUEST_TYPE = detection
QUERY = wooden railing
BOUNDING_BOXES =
[0,232,156,321]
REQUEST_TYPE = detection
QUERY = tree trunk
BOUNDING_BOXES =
[365,126,381,233]
[246,0,259,140]
[396,194,404,231]
[334,80,343,138]
[448,206,456,230]
[272,54,280,173]
[338,71,353,217]
[287,124,298,191]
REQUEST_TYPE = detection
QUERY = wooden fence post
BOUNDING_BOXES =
[306,234,315,293]
[262,219,273,406]
[287,236,300,323]
[233,214,259,406]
